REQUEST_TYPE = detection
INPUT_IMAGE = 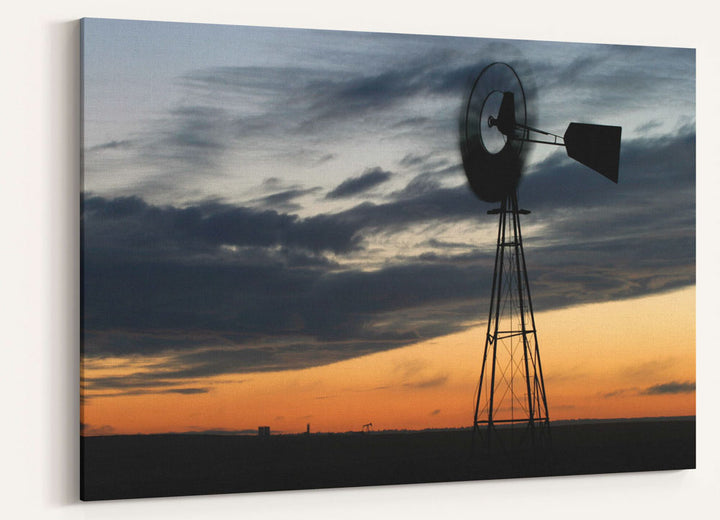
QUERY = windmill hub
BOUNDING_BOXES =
[479,90,507,154]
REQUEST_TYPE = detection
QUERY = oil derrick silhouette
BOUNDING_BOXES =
[459,62,621,454]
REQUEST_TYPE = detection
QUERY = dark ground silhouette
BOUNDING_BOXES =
[81,417,695,501]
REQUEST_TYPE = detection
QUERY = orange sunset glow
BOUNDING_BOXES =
[82,285,695,436]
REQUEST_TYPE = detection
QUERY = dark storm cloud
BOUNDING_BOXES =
[82,179,487,264]
[82,195,361,256]
[326,167,392,199]
[82,126,694,386]
[524,233,694,313]
[514,128,695,310]
[642,381,696,395]
[81,186,494,365]
[522,126,695,212]
[83,246,489,356]
[82,192,492,388]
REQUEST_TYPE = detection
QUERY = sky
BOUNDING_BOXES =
[80,18,695,435]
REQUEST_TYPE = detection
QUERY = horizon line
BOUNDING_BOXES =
[81,414,696,437]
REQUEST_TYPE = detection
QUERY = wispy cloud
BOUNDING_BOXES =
[252,187,322,211]
[642,381,696,395]
[403,375,449,389]
[81,423,115,436]
[88,139,135,152]
[83,386,211,399]
[326,167,392,199]
[602,388,638,399]
[602,381,696,399]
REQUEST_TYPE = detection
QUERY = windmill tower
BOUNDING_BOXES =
[459,62,621,452]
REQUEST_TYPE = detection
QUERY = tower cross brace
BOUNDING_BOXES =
[473,191,550,450]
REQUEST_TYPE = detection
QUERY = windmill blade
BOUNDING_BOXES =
[495,92,517,136]
[564,123,622,183]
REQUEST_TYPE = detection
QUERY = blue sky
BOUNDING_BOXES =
[81,18,695,388]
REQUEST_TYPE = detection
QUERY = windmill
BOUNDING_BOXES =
[459,62,621,451]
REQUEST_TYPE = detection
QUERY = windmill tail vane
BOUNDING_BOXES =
[491,91,622,182]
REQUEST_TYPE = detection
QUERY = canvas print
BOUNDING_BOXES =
[80,18,696,501]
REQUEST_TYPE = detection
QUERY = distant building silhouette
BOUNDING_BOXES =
[258,426,270,437]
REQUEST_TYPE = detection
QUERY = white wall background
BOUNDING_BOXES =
[1,1,717,518]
